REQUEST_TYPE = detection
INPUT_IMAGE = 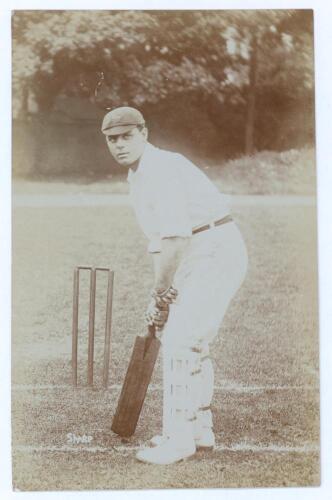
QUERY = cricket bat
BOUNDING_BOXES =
[111,324,161,437]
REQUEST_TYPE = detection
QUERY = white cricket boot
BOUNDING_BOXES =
[150,433,215,449]
[150,413,215,450]
[136,429,196,465]
[149,428,215,450]
[149,434,168,447]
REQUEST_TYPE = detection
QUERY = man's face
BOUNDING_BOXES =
[106,127,148,166]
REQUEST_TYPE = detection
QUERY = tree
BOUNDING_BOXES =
[12,10,314,157]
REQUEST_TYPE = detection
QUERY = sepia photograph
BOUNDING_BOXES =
[10,8,320,492]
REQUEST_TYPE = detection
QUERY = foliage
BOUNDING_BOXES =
[12,10,315,159]
[213,147,316,195]
[12,10,313,108]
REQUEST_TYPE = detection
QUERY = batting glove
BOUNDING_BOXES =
[151,286,178,306]
[145,298,169,329]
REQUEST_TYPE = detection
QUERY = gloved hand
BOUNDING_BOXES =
[145,299,169,329]
[152,286,178,306]
[145,286,178,329]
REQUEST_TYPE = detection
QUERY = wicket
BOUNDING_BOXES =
[72,266,114,388]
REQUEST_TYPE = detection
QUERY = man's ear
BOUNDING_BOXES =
[142,127,148,140]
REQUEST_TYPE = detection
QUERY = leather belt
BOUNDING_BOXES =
[192,214,233,235]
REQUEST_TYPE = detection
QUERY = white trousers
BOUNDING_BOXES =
[160,221,248,440]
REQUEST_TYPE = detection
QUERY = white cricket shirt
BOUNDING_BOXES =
[127,143,230,253]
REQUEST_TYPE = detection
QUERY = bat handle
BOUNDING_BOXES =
[143,324,157,356]
[148,324,156,337]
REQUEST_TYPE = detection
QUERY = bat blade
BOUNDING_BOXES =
[111,326,160,437]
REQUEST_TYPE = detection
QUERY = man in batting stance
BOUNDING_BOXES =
[101,107,248,465]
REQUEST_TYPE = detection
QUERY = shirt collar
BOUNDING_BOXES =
[127,142,156,183]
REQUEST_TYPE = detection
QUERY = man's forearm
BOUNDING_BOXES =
[153,237,189,292]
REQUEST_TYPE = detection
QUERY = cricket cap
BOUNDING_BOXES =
[101,106,145,135]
